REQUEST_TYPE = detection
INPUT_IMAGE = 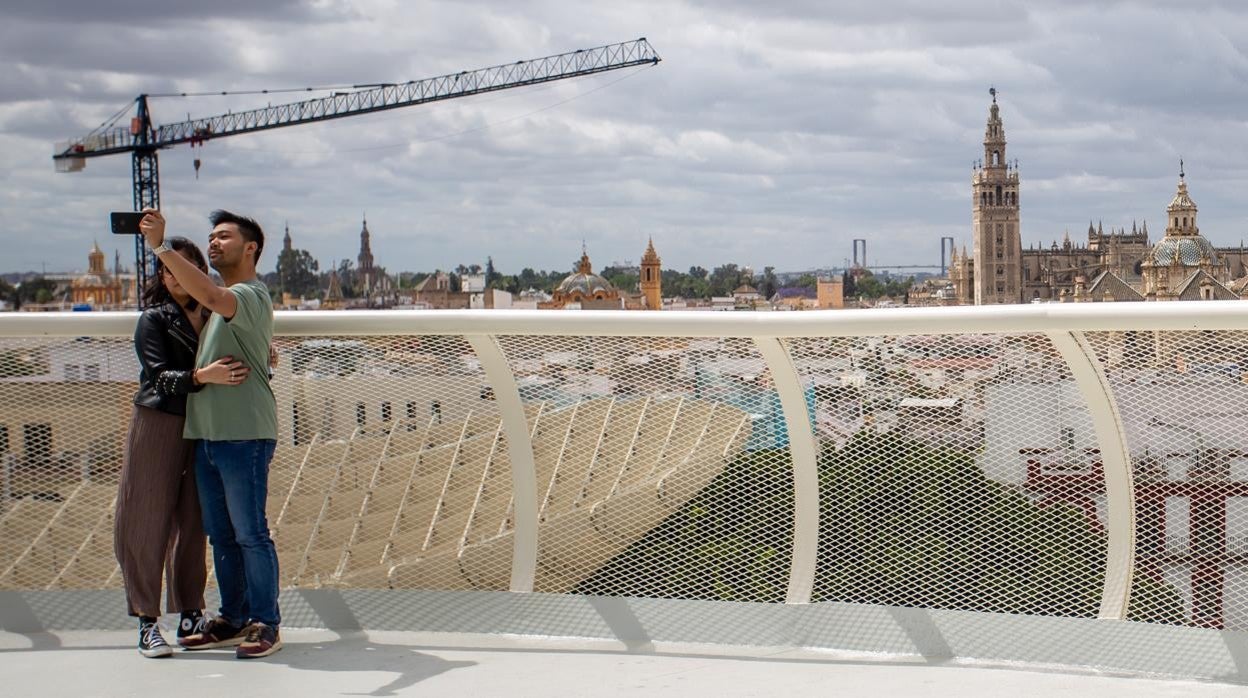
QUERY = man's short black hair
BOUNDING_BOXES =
[209,209,265,264]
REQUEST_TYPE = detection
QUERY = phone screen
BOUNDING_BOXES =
[110,211,147,235]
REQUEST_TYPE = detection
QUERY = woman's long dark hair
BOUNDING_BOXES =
[140,236,209,308]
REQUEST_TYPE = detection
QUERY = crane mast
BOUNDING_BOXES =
[53,38,660,300]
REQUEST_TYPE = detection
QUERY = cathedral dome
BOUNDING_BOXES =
[556,250,616,298]
[1148,167,1216,268]
[557,271,615,297]
[1147,235,1217,267]
[71,274,109,289]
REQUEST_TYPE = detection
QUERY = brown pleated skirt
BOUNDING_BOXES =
[114,405,206,617]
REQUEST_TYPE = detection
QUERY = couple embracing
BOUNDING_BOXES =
[114,210,281,659]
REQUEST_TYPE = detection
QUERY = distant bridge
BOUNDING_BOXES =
[776,236,958,279]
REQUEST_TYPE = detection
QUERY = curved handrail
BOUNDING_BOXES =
[4,300,1248,339]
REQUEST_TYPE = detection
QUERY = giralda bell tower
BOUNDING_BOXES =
[971,88,1022,304]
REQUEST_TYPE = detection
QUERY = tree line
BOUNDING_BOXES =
[0,250,914,306]
[267,244,915,302]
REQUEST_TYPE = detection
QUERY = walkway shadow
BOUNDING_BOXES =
[194,589,476,695]
[176,631,475,696]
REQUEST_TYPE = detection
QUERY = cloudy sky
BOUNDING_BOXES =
[4,0,1248,277]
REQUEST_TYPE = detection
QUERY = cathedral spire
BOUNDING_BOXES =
[1166,165,1198,236]
[357,214,374,274]
[577,245,593,275]
[640,236,662,311]
[982,87,1007,168]
[88,239,106,275]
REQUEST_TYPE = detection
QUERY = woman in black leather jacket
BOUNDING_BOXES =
[114,236,250,658]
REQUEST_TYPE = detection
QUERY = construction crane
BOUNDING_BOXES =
[52,38,661,299]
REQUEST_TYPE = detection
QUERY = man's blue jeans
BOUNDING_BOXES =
[195,439,280,627]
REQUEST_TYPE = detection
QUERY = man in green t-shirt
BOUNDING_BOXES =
[140,209,282,659]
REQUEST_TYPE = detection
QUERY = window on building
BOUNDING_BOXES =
[22,423,52,467]
[996,283,1005,293]
[431,401,442,425]
[84,364,100,381]
[292,404,303,446]
[356,402,367,427]
[381,401,392,423]
[64,364,80,381]
[0,424,8,453]
[406,401,418,431]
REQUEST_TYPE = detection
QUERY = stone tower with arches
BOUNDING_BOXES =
[970,88,1023,304]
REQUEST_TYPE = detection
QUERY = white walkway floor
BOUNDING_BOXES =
[1,628,1243,697]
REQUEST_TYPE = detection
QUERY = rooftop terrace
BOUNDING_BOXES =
[4,304,1248,690]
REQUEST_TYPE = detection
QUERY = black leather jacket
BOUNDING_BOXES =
[132,301,205,416]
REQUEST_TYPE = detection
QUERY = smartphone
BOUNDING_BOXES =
[110,211,147,235]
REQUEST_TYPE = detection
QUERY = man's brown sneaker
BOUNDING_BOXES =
[236,622,282,659]
[178,616,247,650]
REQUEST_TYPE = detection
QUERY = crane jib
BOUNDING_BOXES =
[53,39,660,160]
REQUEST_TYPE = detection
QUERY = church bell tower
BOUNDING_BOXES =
[971,88,1022,304]
[640,237,662,310]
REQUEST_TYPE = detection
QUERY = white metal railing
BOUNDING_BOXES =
[4,301,1248,630]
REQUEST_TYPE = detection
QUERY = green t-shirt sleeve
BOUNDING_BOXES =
[227,282,264,333]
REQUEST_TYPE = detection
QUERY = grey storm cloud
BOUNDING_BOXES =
[3,0,1248,278]
[1,0,321,23]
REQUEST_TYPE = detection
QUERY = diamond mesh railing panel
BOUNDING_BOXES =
[491,335,789,601]
[797,333,1109,617]
[0,312,1236,634]
[0,337,135,590]
[0,333,516,593]
[271,334,504,591]
[1084,329,1248,629]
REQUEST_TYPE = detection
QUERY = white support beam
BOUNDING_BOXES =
[1046,330,1135,620]
[754,337,819,605]
[467,335,539,593]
